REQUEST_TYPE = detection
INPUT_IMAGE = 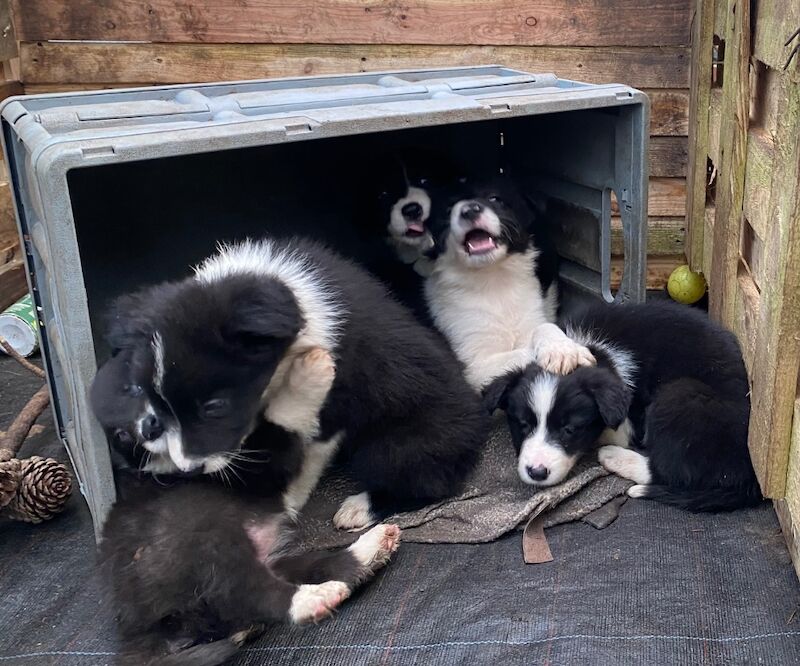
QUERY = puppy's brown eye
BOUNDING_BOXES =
[521,415,537,436]
[562,424,576,436]
[202,398,230,419]
[488,195,502,204]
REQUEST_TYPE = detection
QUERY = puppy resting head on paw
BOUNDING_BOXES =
[483,363,631,487]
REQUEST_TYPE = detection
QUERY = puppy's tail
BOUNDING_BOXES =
[629,482,763,512]
[151,640,240,666]
[115,638,241,666]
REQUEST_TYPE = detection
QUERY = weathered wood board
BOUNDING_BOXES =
[685,0,714,270]
[11,1,692,47]
[19,42,691,90]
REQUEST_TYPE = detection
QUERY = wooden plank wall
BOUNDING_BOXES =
[8,0,693,290]
[686,0,800,576]
[0,0,25,310]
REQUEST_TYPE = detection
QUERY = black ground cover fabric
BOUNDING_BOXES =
[2,355,799,666]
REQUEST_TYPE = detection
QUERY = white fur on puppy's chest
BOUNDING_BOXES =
[426,250,549,387]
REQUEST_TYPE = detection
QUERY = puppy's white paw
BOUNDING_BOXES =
[627,484,649,499]
[333,492,376,532]
[537,339,596,375]
[289,581,350,624]
[348,523,401,570]
[289,348,336,392]
[598,446,652,485]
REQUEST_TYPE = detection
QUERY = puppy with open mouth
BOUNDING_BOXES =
[383,171,435,268]
[355,150,460,327]
[424,176,594,389]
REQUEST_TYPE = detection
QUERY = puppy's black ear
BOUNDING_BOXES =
[104,287,165,353]
[584,368,631,429]
[222,281,303,356]
[482,369,523,414]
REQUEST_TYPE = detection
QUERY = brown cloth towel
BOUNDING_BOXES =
[295,418,633,550]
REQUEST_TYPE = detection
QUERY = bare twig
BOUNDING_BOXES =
[785,26,800,70]
[0,336,46,379]
[0,425,45,440]
[0,385,50,456]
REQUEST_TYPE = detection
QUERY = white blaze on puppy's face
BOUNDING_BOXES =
[517,373,578,487]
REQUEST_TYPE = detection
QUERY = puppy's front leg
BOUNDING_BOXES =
[532,323,595,375]
[265,348,335,440]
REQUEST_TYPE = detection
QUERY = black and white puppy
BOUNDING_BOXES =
[354,150,459,325]
[377,155,437,269]
[109,238,489,530]
[92,342,347,514]
[90,350,179,476]
[484,300,762,512]
[102,475,400,665]
[92,363,402,664]
[424,176,593,389]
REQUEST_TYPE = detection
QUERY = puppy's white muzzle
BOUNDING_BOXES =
[517,433,578,487]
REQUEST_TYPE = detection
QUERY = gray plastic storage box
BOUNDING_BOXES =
[0,66,648,533]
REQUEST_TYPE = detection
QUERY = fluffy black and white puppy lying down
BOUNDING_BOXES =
[101,477,401,666]
[108,237,489,530]
[423,175,594,389]
[483,300,762,512]
[91,355,401,666]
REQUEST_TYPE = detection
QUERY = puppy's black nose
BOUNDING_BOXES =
[142,414,164,441]
[526,465,549,482]
[401,202,423,221]
[460,202,483,221]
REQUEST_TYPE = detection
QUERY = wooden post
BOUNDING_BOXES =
[709,0,750,325]
[685,0,715,272]
[748,76,800,497]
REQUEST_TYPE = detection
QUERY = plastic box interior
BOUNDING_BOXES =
[69,111,641,354]
[0,67,648,533]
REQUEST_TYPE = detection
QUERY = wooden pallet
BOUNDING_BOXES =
[8,0,692,283]
[0,0,23,310]
[685,0,800,575]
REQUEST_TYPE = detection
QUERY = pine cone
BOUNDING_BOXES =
[4,456,72,524]
[0,457,22,510]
